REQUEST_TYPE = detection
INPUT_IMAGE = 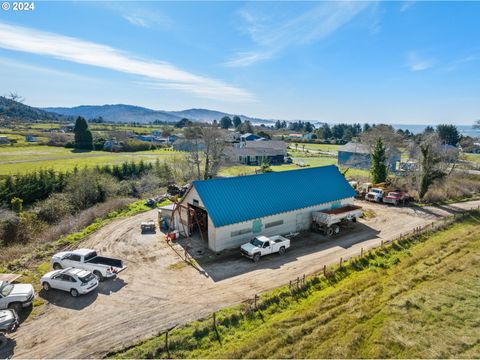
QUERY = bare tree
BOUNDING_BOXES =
[7,92,25,103]
[184,125,202,179]
[201,125,226,180]
[416,133,459,198]
[184,124,227,180]
[360,124,404,152]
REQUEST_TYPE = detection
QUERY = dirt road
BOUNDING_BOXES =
[4,200,480,359]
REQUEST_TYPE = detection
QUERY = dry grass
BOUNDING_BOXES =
[0,197,131,265]
[423,173,480,203]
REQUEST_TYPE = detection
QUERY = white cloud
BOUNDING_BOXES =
[0,22,253,101]
[224,51,275,68]
[226,1,372,67]
[0,56,96,82]
[406,51,435,71]
[93,2,173,29]
[400,1,415,12]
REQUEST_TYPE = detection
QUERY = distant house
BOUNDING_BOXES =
[172,139,205,152]
[0,136,10,145]
[337,142,401,172]
[225,140,287,165]
[60,123,75,133]
[103,139,123,152]
[227,131,240,142]
[25,135,37,142]
[136,135,156,142]
[240,133,263,142]
[288,133,303,140]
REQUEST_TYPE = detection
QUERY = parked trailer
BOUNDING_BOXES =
[141,221,156,233]
[312,205,363,236]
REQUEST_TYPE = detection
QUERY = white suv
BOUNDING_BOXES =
[41,268,99,297]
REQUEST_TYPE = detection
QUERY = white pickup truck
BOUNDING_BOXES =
[0,281,35,314]
[312,204,363,236]
[240,235,290,262]
[51,249,126,281]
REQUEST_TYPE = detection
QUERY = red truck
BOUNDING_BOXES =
[382,191,408,206]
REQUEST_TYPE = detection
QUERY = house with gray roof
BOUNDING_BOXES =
[338,142,401,171]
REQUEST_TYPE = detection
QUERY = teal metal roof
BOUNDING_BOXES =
[193,165,355,228]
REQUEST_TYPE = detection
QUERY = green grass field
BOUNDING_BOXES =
[0,145,179,174]
[463,153,480,164]
[114,214,480,359]
[219,154,370,179]
[289,143,340,152]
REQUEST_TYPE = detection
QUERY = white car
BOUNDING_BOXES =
[41,268,99,297]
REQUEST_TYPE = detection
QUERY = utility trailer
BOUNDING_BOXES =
[312,205,363,236]
[141,221,156,233]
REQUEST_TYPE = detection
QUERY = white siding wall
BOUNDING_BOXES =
[210,197,354,251]
[175,187,217,250]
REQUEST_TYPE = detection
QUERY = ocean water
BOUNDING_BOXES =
[393,124,480,138]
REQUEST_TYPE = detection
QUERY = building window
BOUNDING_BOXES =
[193,199,199,206]
[231,228,251,237]
[265,220,284,228]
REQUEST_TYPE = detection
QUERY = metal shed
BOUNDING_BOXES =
[173,165,356,251]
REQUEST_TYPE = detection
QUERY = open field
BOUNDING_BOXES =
[219,155,370,179]
[463,153,480,164]
[118,213,480,359]
[289,143,341,153]
[0,145,179,174]
[4,199,480,359]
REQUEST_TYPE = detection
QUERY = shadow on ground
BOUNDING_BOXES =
[0,335,16,359]
[175,222,379,282]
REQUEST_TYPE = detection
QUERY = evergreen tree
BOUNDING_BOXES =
[436,124,460,146]
[74,117,93,150]
[219,116,233,129]
[370,138,388,183]
[232,115,242,128]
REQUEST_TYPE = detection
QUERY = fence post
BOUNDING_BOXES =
[381,240,384,248]
[360,248,363,257]
[165,329,169,358]
[323,264,327,276]
[254,294,258,310]
[339,257,343,267]
[303,274,306,286]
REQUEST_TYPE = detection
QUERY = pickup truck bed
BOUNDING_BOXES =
[86,256,123,269]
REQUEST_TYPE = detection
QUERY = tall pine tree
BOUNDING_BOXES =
[74,117,93,150]
[370,138,387,184]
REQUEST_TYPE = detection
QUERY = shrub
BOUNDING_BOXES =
[0,209,20,246]
[65,171,122,210]
[121,140,152,152]
[35,193,74,224]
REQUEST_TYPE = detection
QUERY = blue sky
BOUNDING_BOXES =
[0,1,479,125]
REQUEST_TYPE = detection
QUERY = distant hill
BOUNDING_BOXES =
[0,96,67,122]
[44,104,181,124]
[44,104,275,124]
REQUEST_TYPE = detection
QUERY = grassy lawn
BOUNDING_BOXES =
[0,145,180,174]
[463,153,480,164]
[289,143,341,152]
[114,213,480,359]
[219,155,370,179]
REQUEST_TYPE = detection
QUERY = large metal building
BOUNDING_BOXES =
[172,165,356,252]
